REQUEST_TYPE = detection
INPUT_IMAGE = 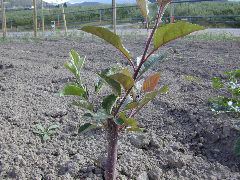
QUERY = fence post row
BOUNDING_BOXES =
[41,0,45,33]
[33,0,37,37]
[2,0,240,36]
[1,0,7,38]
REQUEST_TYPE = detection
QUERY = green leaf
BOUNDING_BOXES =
[121,68,133,77]
[127,127,144,132]
[212,77,224,89]
[70,49,85,69]
[117,112,138,128]
[139,53,166,77]
[125,118,138,128]
[110,73,135,91]
[42,134,51,141]
[102,94,118,114]
[136,0,149,19]
[84,109,112,122]
[95,78,104,93]
[72,100,94,111]
[78,123,97,133]
[81,26,132,60]
[60,83,85,97]
[125,102,139,110]
[209,96,240,113]
[64,50,85,80]
[35,124,45,132]
[47,125,59,131]
[115,118,125,125]
[158,85,169,94]
[98,73,121,96]
[235,138,240,156]
[226,69,240,80]
[64,62,78,77]
[154,21,204,50]
[137,90,159,110]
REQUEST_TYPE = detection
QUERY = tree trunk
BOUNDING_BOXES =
[105,119,118,180]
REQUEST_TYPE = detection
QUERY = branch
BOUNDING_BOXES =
[113,6,165,118]
[133,5,164,80]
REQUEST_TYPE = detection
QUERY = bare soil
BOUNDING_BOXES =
[0,37,240,179]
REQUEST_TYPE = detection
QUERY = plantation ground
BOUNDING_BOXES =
[0,35,240,179]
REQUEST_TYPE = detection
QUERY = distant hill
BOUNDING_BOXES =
[67,1,102,6]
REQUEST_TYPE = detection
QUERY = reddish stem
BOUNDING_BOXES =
[105,119,119,180]
[104,5,165,180]
[133,6,163,79]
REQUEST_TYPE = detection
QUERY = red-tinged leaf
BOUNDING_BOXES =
[142,73,160,92]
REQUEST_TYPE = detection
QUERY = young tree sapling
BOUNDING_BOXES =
[60,0,204,179]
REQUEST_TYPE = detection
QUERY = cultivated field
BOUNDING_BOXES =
[0,33,240,179]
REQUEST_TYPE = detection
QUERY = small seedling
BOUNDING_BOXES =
[60,0,204,179]
[183,75,201,83]
[210,69,240,156]
[210,69,240,114]
[33,124,59,142]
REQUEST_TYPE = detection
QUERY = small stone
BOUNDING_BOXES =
[44,108,68,118]
[44,174,55,180]
[0,161,2,174]
[97,155,107,169]
[58,161,79,176]
[148,168,162,180]
[53,65,59,69]
[136,171,149,180]
[94,168,102,174]
[67,148,78,157]
[68,161,79,175]
[0,84,6,91]
[197,143,203,148]
[199,137,204,143]
[7,169,18,178]
[118,175,128,180]
[222,126,230,138]
[129,134,150,149]
[5,64,14,69]
[13,155,26,166]
[72,153,84,162]
[87,166,95,173]
[170,142,182,151]
[167,153,186,168]
[149,133,163,149]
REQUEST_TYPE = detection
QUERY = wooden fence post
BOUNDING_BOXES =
[170,3,175,23]
[1,0,7,38]
[112,0,116,33]
[33,0,37,38]
[62,4,67,36]
[41,0,44,33]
